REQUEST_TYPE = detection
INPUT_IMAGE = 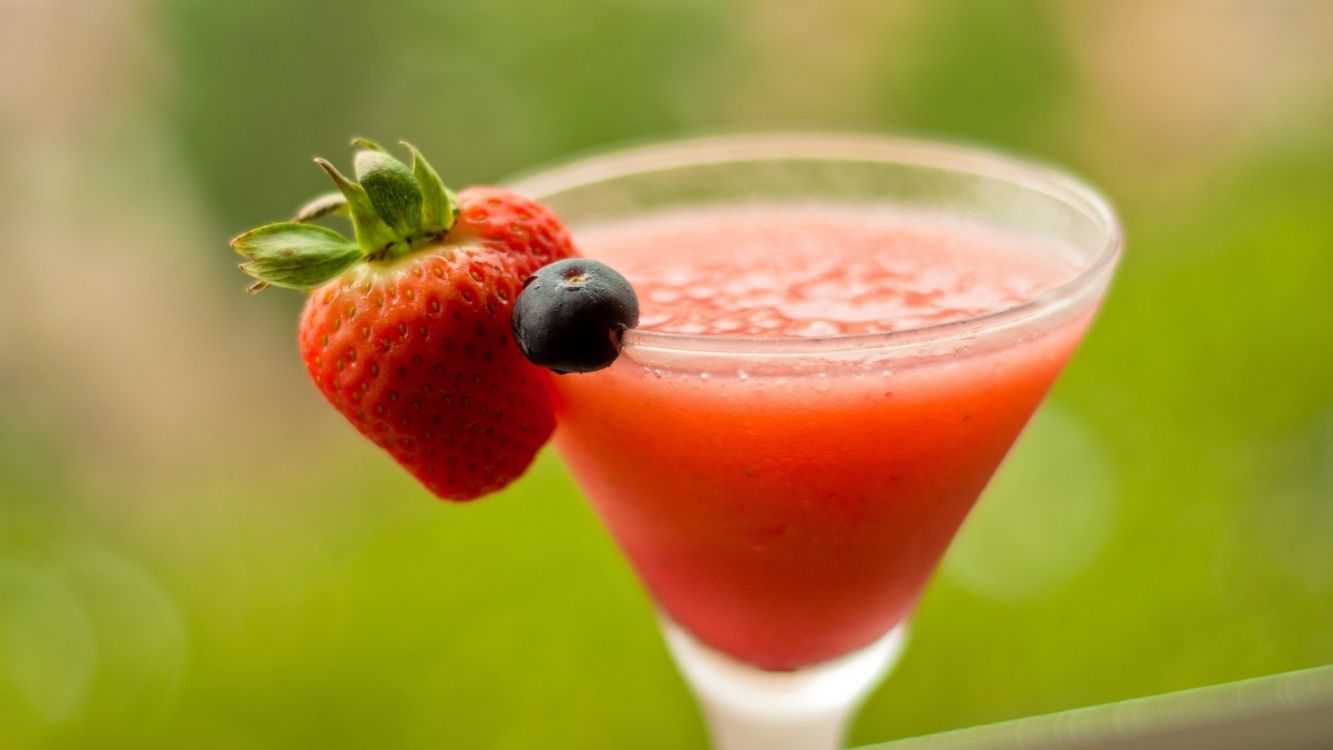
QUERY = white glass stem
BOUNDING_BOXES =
[663,621,908,750]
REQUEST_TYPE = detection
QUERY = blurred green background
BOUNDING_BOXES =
[1,1,1331,748]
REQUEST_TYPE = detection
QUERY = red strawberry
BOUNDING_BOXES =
[231,139,575,500]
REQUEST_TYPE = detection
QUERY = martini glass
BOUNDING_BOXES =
[508,134,1122,750]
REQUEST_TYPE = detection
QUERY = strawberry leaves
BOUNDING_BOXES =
[354,147,423,239]
[233,139,463,291]
[292,192,350,222]
[315,157,400,255]
[402,140,459,235]
[231,223,364,291]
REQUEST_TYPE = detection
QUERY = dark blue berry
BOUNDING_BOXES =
[511,259,640,374]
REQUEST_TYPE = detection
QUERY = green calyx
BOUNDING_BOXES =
[230,139,460,292]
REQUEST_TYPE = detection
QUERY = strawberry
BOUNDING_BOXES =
[231,139,576,500]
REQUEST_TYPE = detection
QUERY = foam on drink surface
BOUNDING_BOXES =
[575,205,1080,337]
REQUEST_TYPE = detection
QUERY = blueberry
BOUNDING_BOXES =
[512,259,640,374]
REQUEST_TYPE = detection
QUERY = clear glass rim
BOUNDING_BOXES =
[506,133,1123,356]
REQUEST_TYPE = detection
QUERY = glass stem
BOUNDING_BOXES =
[662,621,908,750]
